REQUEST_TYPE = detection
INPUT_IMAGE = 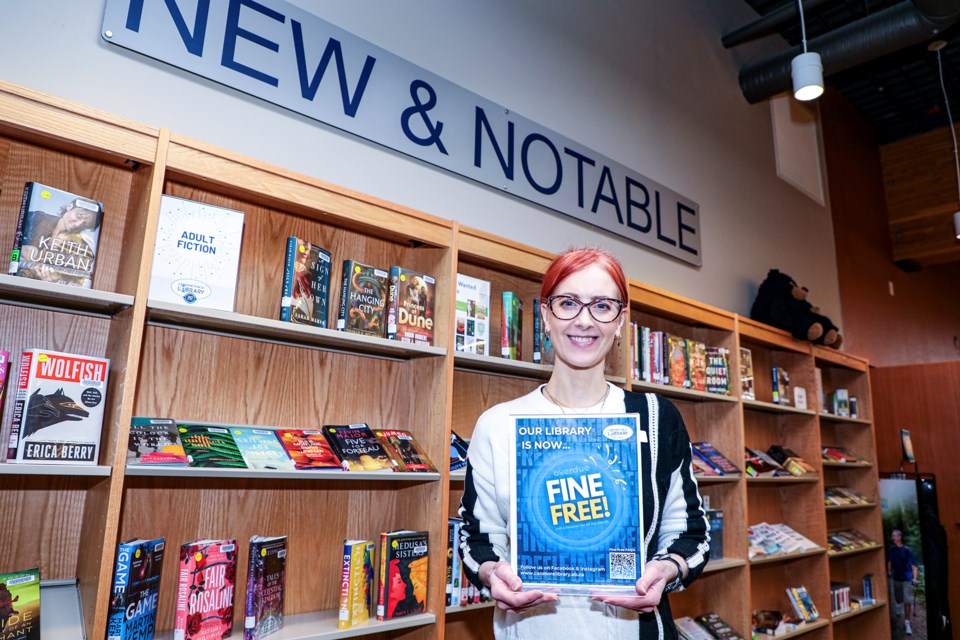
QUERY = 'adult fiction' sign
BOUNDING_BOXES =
[102,0,702,265]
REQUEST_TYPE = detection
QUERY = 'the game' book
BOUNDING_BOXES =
[324,424,396,472]
[174,539,238,640]
[107,537,165,640]
[386,267,436,345]
[244,535,286,640]
[337,259,388,337]
[9,181,104,288]
[377,530,429,620]
[274,429,342,470]
[127,418,187,466]
[8,349,110,465]
[279,236,332,328]
[0,567,40,640]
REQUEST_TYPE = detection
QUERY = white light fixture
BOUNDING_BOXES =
[792,0,824,101]
[932,39,960,239]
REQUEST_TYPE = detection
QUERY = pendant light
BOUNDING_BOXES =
[931,39,960,238]
[792,0,824,101]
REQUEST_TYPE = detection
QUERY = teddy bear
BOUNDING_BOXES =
[750,269,842,348]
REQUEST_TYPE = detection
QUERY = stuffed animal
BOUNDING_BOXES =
[750,269,842,348]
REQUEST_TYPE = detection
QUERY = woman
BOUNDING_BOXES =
[458,248,710,640]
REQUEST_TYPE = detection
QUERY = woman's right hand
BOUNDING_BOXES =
[479,560,559,613]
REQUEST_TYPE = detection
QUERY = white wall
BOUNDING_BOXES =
[0,0,842,321]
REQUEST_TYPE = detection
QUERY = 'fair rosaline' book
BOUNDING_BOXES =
[509,413,645,595]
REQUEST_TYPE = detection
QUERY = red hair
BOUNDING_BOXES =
[540,248,628,302]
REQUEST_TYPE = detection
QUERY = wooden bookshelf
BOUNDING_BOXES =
[0,82,890,640]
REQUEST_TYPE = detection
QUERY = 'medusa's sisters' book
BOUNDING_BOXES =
[509,413,645,595]
[148,195,244,312]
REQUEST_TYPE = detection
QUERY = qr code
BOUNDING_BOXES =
[609,552,637,580]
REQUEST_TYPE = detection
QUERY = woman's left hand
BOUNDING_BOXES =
[592,558,674,612]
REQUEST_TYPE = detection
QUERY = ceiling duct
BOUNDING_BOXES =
[738,0,960,104]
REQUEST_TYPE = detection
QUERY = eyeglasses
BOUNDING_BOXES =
[546,295,624,323]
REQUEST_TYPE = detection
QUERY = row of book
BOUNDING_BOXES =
[446,518,489,607]
[830,574,878,616]
[629,324,732,395]
[824,486,873,507]
[675,613,745,640]
[826,528,879,555]
[821,445,867,464]
[748,522,820,560]
[752,585,819,637]
[690,442,819,479]
[129,419,446,473]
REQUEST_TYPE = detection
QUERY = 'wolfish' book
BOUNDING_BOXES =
[279,237,332,327]
[9,181,104,288]
[107,537,165,640]
[8,349,110,465]
[509,413,645,595]
[174,539,238,640]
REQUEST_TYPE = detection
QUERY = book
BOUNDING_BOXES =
[793,386,807,410]
[744,448,786,477]
[675,616,715,640]
[274,429,342,470]
[244,535,286,640]
[0,568,40,640]
[667,334,689,388]
[449,431,469,471]
[279,237,332,327]
[814,367,826,413]
[8,349,110,465]
[704,347,730,395]
[231,427,295,471]
[786,585,819,621]
[501,292,522,360]
[174,539,238,640]
[695,612,746,640]
[821,445,865,464]
[739,347,755,400]
[510,413,645,594]
[386,267,436,346]
[107,537,165,640]
[127,418,187,466]
[766,445,815,476]
[147,194,245,311]
[324,424,396,472]
[374,429,437,472]
[454,273,491,356]
[0,351,10,433]
[9,181,104,288]
[532,298,543,364]
[705,510,724,560]
[377,530,429,620]
[337,259,389,337]
[830,388,850,416]
[900,428,916,463]
[692,442,741,475]
[771,367,791,405]
[337,540,376,629]
[179,424,247,468]
[686,340,707,391]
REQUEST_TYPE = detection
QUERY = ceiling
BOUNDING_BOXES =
[730,0,960,144]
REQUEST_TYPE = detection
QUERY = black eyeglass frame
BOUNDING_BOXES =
[544,295,625,323]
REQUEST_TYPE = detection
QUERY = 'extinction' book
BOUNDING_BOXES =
[0,567,40,640]
[509,413,645,594]
[9,181,104,288]
[148,195,245,312]
[279,237,332,328]
[8,349,110,465]
[337,539,376,629]
[107,537,165,640]
[174,539,238,640]
[336,259,388,337]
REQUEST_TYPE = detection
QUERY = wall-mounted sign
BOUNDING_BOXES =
[102,0,702,265]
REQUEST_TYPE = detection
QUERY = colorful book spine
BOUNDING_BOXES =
[107,537,165,640]
[337,259,388,337]
[0,350,9,437]
[6,351,32,460]
[174,539,238,640]
[386,267,436,345]
[501,292,522,360]
[532,298,542,364]
[338,540,375,629]
[279,236,332,327]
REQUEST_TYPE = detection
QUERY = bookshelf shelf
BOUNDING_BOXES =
[446,602,495,614]
[452,351,550,378]
[123,465,442,482]
[630,379,738,403]
[827,545,882,559]
[702,557,747,573]
[818,414,871,426]
[747,475,819,485]
[146,301,447,360]
[0,274,134,316]
[821,461,874,469]
[768,618,831,639]
[152,610,436,640]
[824,502,876,511]
[743,399,817,416]
[697,474,741,485]
[449,469,466,482]
[749,547,827,566]
[0,463,111,477]
[40,579,85,640]
[831,600,886,622]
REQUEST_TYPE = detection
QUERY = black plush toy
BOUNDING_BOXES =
[750,269,842,348]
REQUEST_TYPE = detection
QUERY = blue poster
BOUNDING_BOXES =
[509,413,645,594]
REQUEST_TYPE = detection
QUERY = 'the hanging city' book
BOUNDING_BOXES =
[274,429,342,470]
[173,539,238,640]
[337,539,376,629]
[147,194,245,312]
[127,418,187,466]
[336,259,388,337]
[107,537,165,640]
[374,429,437,472]
[509,413,645,594]
[8,349,110,465]
[178,424,247,469]
[377,530,429,620]
[324,424,396,472]
[454,273,490,356]
[0,567,40,640]
[386,267,436,346]
[9,181,104,288]
[231,427,295,471]
[279,236,332,328]
[244,535,286,640]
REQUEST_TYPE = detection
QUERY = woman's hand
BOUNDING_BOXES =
[479,560,559,613]
[592,558,677,612]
